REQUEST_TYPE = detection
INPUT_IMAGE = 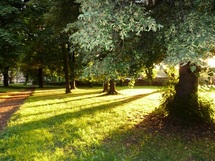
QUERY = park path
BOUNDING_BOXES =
[0,87,35,131]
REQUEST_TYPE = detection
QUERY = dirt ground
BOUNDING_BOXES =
[0,87,35,131]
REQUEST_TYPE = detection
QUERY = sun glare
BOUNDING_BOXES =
[207,57,215,67]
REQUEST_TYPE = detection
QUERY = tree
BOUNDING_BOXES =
[45,0,79,93]
[0,0,25,87]
[160,0,215,122]
[66,0,161,94]
[20,0,51,88]
[67,0,215,122]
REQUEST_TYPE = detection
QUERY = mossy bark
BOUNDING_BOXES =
[163,63,213,123]
[168,63,200,120]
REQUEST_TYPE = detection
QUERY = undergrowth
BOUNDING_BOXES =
[161,84,215,124]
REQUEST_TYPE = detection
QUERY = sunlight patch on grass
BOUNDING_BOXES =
[0,86,215,160]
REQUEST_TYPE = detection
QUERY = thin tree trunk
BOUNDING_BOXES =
[70,79,76,89]
[3,67,9,87]
[108,79,117,94]
[63,44,71,94]
[9,70,15,84]
[120,79,123,86]
[145,67,153,85]
[25,73,29,85]
[38,68,44,88]
[70,51,76,89]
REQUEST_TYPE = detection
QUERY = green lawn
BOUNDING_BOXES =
[0,85,214,161]
[0,84,27,92]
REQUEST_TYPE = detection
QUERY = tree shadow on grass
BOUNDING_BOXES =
[28,89,103,103]
[24,90,127,110]
[0,91,162,160]
[82,108,215,161]
[3,91,159,133]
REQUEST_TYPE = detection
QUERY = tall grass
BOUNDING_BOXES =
[0,86,214,161]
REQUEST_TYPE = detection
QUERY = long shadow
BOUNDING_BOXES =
[25,91,109,109]
[28,89,102,103]
[2,91,159,135]
[80,108,215,160]
[25,95,99,109]
[20,91,160,118]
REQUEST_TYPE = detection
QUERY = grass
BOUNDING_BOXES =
[0,83,30,92]
[0,85,215,161]
[0,84,34,100]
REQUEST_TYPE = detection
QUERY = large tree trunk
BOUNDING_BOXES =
[103,82,109,92]
[168,63,200,120]
[63,44,71,94]
[108,79,117,94]
[175,63,198,99]
[163,63,213,123]
[3,67,9,87]
[38,68,44,88]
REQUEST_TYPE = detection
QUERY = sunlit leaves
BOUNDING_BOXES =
[67,0,158,52]
[164,8,215,66]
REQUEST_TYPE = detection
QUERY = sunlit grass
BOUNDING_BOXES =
[0,86,214,160]
[0,84,34,100]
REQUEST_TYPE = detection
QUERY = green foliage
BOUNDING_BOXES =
[67,0,159,52]
[0,0,24,69]
[164,0,215,66]
[80,54,129,83]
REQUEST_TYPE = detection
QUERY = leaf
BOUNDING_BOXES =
[190,65,197,72]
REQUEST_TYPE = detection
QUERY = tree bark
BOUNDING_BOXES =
[38,68,44,88]
[70,51,76,89]
[145,67,154,85]
[168,63,200,119]
[103,82,109,92]
[63,44,71,94]
[70,79,76,89]
[24,73,29,85]
[9,70,15,84]
[108,79,117,94]
[119,79,123,86]
[3,67,9,87]
[175,63,198,99]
